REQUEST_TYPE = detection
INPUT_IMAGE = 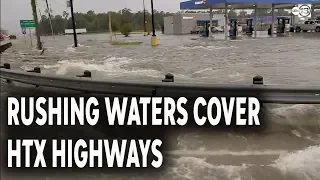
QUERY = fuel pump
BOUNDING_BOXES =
[201,22,210,37]
[276,17,290,34]
[246,18,253,35]
[229,18,238,37]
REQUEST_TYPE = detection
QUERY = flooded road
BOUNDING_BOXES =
[3,32,320,84]
[1,32,320,180]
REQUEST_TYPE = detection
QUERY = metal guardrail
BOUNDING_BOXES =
[1,64,320,104]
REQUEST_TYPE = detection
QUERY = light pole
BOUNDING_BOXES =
[150,0,158,46]
[143,0,147,36]
[70,0,78,47]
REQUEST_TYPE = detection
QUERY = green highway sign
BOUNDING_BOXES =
[20,20,36,29]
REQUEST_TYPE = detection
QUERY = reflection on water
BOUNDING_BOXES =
[1,32,320,180]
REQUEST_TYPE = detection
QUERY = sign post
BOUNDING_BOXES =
[29,29,33,47]
[20,20,36,47]
[69,0,78,47]
[22,28,27,44]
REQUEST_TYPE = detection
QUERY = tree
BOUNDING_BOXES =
[120,23,132,37]
[112,22,118,32]
[45,8,53,14]
[63,11,69,20]
[31,0,42,50]
[38,8,172,35]
[53,15,65,34]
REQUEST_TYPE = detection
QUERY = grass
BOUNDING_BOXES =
[110,41,143,46]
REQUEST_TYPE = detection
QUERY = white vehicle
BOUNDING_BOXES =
[64,28,87,34]
[211,26,224,33]
[294,20,320,32]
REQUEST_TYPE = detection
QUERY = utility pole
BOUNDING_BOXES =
[45,0,55,39]
[143,0,147,36]
[69,0,78,47]
[31,0,42,50]
[150,0,158,46]
[109,13,113,41]
[151,0,155,36]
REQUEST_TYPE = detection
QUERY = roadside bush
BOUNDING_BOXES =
[120,23,132,37]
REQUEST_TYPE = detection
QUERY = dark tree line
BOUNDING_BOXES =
[38,8,173,35]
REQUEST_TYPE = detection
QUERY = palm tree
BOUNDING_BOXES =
[63,11,69,20]
[63,11,69,30]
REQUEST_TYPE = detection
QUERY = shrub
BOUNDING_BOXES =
[120,23,132,37]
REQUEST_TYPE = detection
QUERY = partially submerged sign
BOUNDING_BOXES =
[20,20,36,29]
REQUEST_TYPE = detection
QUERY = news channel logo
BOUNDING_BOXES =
[195,0,207,5]
[292,4,312,18]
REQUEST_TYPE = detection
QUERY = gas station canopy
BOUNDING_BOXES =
[180,0,320,9]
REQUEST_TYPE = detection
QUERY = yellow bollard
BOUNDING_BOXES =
[151,36,158,46]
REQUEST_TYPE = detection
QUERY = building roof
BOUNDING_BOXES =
[180,0,320,9]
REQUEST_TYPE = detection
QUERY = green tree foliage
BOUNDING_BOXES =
[120,23,132,37]
[38,8,172,35]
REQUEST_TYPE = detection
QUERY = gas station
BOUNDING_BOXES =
[180,0,320,39]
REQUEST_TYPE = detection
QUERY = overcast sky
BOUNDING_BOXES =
[1,0,182,33]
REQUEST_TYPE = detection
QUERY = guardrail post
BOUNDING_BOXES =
[77,70,92,78]
[253,75,264,111]
[0,63,11,69]
[152,89,157,96]
[253,75,263,85]
[27,67,41,73]
[27,67,41,87]
[162,73,174,82]
[1,63,11,83]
